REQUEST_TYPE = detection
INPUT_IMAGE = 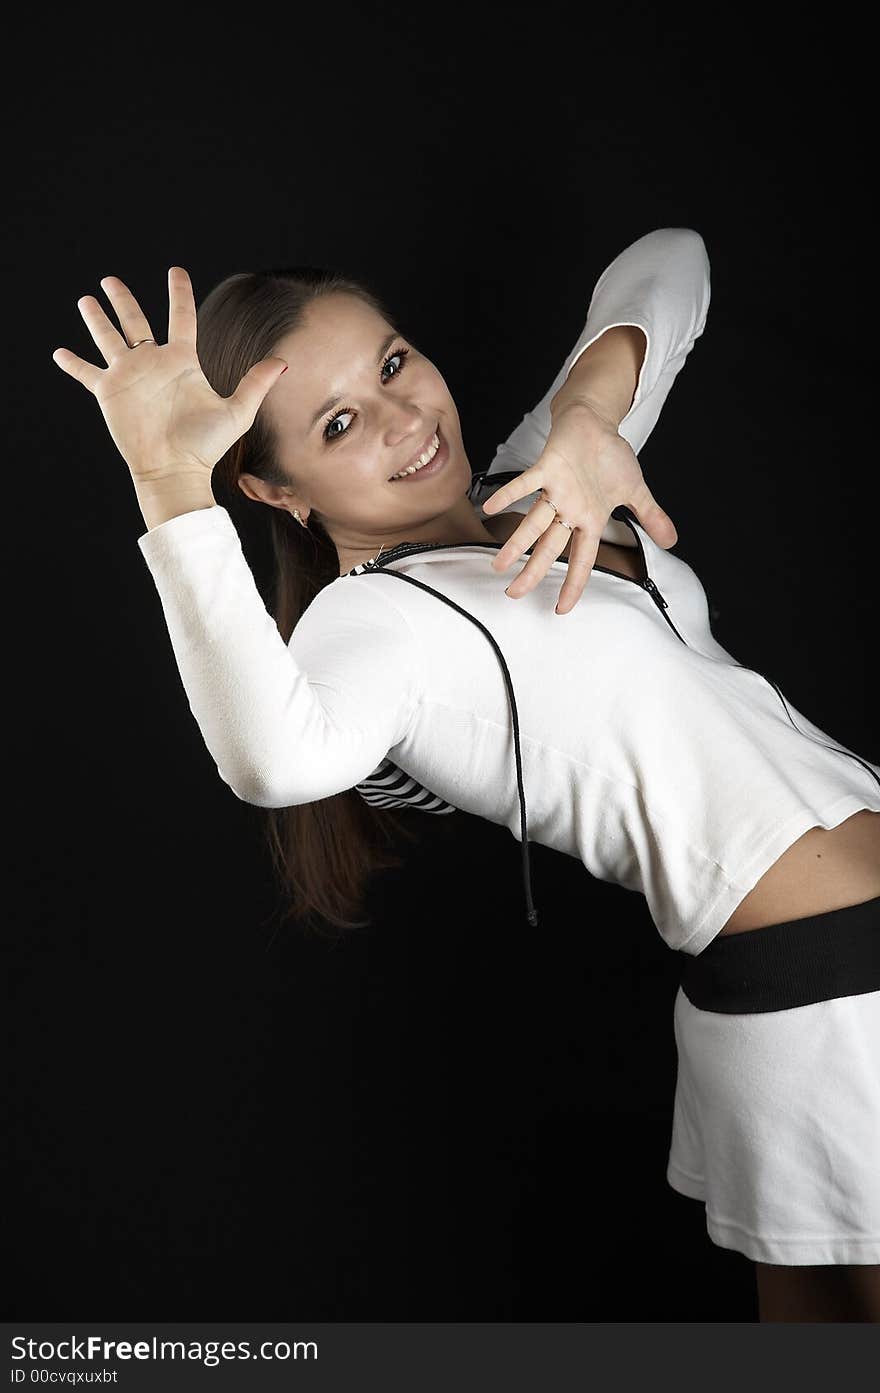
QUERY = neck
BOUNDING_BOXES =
[335,495,500,577]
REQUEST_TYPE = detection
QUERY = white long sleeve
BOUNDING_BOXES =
[484,226,711,512]
[131,285,880,958]
[137,505,425,807]
[134,228,709,816]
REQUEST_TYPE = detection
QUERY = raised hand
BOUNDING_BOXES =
[481,400,679,614]
[51,266,288,488]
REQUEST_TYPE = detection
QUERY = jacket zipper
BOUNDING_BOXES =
[740,668,879,789]
[363,512,690,639]
[360,507,879,792]
[620,512,879,790]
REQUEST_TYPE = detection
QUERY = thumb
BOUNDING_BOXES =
[629,481,678,549]
[230,356,289,424]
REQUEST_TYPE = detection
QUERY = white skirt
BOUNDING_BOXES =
[667,981,880,1265]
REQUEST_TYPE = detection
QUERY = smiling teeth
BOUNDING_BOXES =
[390,431,440,479]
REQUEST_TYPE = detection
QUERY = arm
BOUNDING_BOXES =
[137,504,424,808]
[134,475,217,531]
[548,323,646,429]
[485,226,711,485]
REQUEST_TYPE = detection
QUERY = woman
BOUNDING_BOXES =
[52,228,880,1321]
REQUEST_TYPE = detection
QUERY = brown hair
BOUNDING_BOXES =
[195,265,424,941]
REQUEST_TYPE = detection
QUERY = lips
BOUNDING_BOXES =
[388,424,443,481]
[388,427,450,483]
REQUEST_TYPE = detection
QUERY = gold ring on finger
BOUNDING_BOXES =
[539,489,575,531]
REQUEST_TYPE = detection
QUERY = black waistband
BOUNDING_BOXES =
[679,895,880,1013]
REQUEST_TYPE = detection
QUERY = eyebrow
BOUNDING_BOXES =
[307,330,401,433]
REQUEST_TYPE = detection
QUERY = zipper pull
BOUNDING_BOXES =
[642,577,669,610]
[361,543,387,572]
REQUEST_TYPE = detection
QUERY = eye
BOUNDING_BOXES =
[322,346,411,443]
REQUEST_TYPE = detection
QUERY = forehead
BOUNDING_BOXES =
[267,294,396,440]
[278,292,390,358]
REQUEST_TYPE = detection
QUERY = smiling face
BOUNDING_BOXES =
[238,292,495,575]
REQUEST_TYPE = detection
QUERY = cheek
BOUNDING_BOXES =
[318,452,391,512]
[424,360,448,392]
[428,365,458,416]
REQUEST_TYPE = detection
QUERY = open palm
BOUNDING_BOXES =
[52,266,288,485]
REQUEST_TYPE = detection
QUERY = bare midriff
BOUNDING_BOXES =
[717,810,880,934]
[484,515,880,938]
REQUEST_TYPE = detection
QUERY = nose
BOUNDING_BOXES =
[388,413,433,449]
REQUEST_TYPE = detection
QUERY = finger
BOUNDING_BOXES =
[628,481,678,548]
[167,265,198,346]
[491,498,559,571]
[99,276,156,352]
[481,465,545,516]
[76,294,132,366]
[228,356,289,427]
[51,345,104,394]
[503,519,574,599]
[554,525,602,615]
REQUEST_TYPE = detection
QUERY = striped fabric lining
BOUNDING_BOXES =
[355,757,457,815]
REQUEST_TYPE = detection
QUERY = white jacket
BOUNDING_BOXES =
[137,229,880,955]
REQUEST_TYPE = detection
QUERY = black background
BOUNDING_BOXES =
[6,12,876,1322]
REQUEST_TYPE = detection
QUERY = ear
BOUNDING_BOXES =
[237,473,303,515]
[236,473,263,505]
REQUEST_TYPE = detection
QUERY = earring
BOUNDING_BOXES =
[293,509,308,529]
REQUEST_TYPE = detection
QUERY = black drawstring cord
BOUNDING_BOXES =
[356,568,540,928]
